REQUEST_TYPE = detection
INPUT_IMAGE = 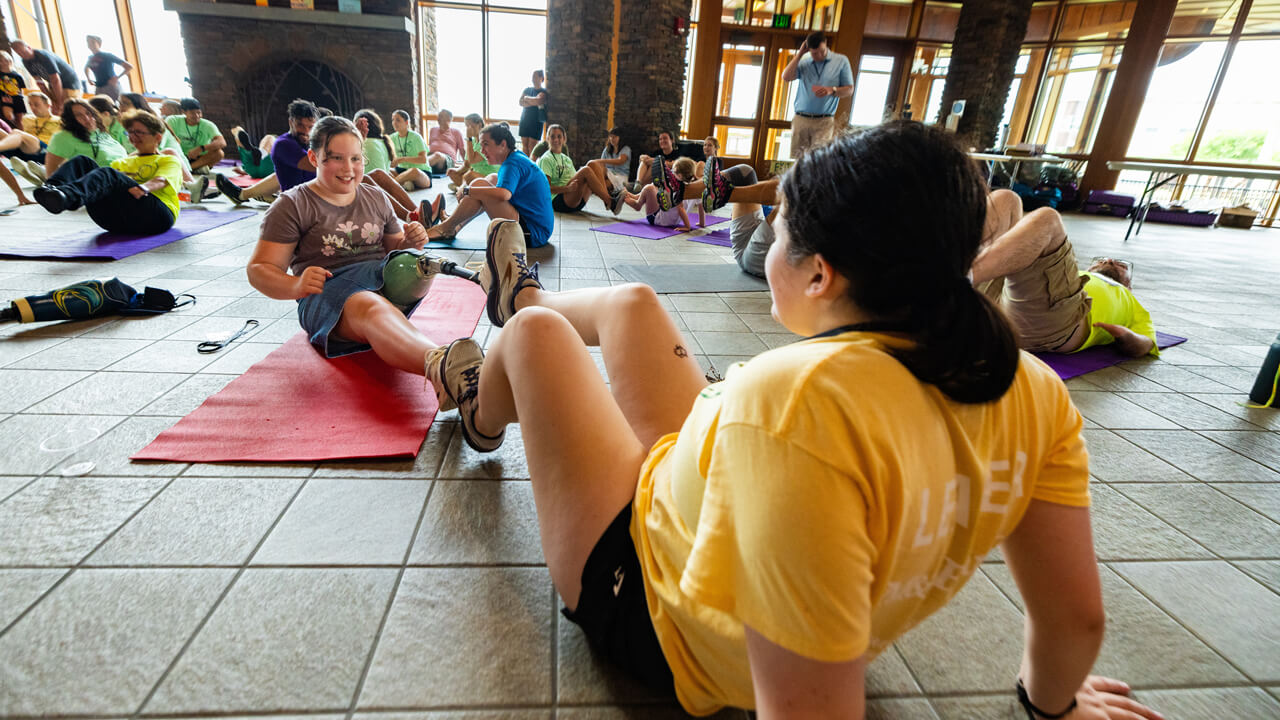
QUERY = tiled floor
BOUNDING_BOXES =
[1,176,1279,719]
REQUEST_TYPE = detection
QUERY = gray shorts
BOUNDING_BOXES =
[729,209,774,278]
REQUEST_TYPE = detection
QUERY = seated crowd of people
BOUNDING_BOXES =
[1,42,1166,720]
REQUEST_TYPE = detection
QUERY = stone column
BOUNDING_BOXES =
[938,0,1034,151]
[546,0,616,166]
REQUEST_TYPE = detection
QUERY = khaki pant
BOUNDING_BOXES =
[790,114,835,158]
[977,237,1090,352]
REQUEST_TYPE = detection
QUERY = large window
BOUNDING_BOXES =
[56,0,131,93]
[1195,38,1280,165]
[1026,44,1122,154]
[127,0,191,97]
[1125,41,1225,161]
[419,1,547,122]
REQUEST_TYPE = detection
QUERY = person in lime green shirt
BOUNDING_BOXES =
[447,112,500,190]
[88,95,132,152]
[33,109,181,235]
[388,108,432,189]
[44,97,126,175]
[973,190,1158,357]
[164,97,226,172]
[352,107,427,222]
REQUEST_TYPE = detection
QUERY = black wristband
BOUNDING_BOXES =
[1016,679,1077,719]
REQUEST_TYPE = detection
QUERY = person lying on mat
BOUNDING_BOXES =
[972,189,1158,357]
[426,122,553,248]
[32,110,182,235]
[538,124,624,216]
[618,156,702,231]
[418,121,1162,720]
[247,116,455,376]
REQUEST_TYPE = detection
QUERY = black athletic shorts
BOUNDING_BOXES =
[561,504,676,696]
[552,193,587,214]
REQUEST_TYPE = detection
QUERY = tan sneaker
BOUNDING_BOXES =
[480,218,542,327]
[423,346,458,412]
[438,337,505,452]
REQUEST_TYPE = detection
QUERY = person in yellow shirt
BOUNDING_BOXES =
[32,110,181,235]
[21,92,61,144]
[420,123,1161,719]
[973,190,1157,357]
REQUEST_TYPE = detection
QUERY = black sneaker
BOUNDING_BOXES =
[214,173,243,203]
[609,188,626,215]
[33,185,67,214]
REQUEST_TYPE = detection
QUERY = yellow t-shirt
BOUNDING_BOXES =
[22,114,62,144]
[631,331,1089,715]
[1078,272,1159,356]
[111,153,184,221]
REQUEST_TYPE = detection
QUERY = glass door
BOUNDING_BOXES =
[712,35,769,164]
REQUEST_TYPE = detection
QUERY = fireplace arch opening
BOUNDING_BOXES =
[238,59,364,140]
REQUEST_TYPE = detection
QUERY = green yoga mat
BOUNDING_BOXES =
[613,263,769,293]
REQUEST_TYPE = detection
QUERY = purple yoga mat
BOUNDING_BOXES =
[1034,331,1187,380]
[687,228,732,248]
[592,215,729,240]
[0,208,255,260]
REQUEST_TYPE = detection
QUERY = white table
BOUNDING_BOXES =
[971,152,1065,184]
[1106,161,1280,241]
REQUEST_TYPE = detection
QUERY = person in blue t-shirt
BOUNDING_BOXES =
[781,31,854,158]
[426,122,554,248]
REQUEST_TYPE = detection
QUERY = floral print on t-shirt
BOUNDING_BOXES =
[322,220,385,258]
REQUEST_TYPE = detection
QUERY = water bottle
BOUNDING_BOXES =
[1249,332,1280,407]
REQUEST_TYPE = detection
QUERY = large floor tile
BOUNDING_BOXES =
[0,568,64,629]
[0,568,233,715]
[0,476,34,502]
[1117,429,1280,483]
[253,479,429,565]
[984,564,1244,686]
[409,480,544,565]
[88,477,302,566]
[312,421,455,479]
[146,568,397,713]
[0,476,168,566]
[136,373,237,416]
[6,337,150,371]
[1113,561,1280,682]
[0,413,127,475]
[557,612,670,705]
[25,371,187,415]
[79,416,190,477]
[438,424,531,480]
[1068,392,1180,430]
[1116,391,1266,430]
[1081,429,1192,483]
[0,368,91,412]
[1087,485,1212,560]
[1199,431,1280,472]
[1114,483,1280,558]
[894,573,1025,693]
[1214,482,1280,524]
[358,567,552,708]
[1236,560,1280,593]
[1136,687,1280,719]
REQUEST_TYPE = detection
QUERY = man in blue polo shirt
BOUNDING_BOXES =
[427,122,554,248]
[781,31,853,158]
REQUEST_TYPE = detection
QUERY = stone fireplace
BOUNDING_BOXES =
[166,0,419,140]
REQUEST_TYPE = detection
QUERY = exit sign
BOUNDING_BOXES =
[772,14,792,28]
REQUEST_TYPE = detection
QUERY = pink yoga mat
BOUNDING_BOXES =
[1034,332,1186,381]
[132,276,486,463]
[592,215,729,240]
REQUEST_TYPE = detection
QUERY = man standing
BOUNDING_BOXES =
[10,40,82,107]
[84,35,133,101]
[164,97,226,173]
[780,31,853,158]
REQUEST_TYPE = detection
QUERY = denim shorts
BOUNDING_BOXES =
[296,256,424,358]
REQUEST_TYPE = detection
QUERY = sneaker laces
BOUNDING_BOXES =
[512,252,540,288]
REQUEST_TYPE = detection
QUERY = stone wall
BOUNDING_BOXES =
[176,7,418,137]
[546,0,692,174]
[938,0,1034,150]
[421,6,439,111]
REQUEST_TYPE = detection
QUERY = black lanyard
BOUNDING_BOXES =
[805,321,907,341]
[394,132,410,157]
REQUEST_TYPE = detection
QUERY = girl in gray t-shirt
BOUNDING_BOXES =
[247,117,449,383]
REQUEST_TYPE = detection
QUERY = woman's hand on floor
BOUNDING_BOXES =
[1069,676,1164,720]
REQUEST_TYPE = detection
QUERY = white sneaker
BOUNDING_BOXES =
[402,180,415,192]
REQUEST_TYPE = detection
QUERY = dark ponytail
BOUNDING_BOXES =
[781,122,1018,404]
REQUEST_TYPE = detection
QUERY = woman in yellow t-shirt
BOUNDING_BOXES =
[423,122,1160,720]
[32,110,181,235]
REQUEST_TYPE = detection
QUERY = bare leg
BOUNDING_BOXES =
[395,167,432,189]
[982,188,1023,247]
[469,283,707,607]
[1,164,33,204]
[970,206,1067,285]
[637,155,654,185]
[333,291,438,374]
[429,177,517,238]
[362,176,411,220]
[239,173,280,201]
[688,177,779,204]
[189,148,225,171]
[426,151,452,172]
[368,169,415,210]
[522,136,536,155]
[0,129,41,155]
